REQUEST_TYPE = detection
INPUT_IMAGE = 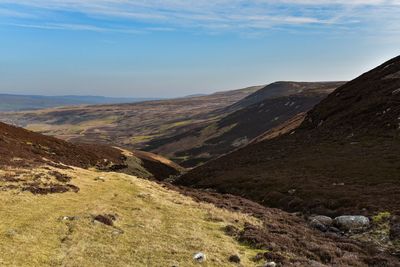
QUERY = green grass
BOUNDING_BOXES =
[0,167,262,266]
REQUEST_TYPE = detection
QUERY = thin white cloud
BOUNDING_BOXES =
[6,22,143,34]
[0,0,399,34]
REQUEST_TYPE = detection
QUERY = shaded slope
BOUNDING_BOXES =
[0,122,182,180]
[0,121,123,169]
[177,56,400,216]
[225,81,344,112]
[147,82,342,167]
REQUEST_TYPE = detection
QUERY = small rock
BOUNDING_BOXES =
[310,215,333,226]
[310,219,328,232]
[93,214,117,226]
[334,215,370,231]
[193,252,206,263]
[264,262,277,267]
[61,216,76,221]
[228,255,241,263]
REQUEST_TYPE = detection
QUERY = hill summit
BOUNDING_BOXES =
[177,56,400,216]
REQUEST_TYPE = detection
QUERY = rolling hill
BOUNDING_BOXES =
[0,83,344,168]
[177,56,400,217]
[0,86,262,148]
[0,120,397,266]
[147,82,343,167]
[0,94,158,112]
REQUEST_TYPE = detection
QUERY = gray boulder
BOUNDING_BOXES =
[334,216,370,231]
[310,215,333,226]
[310,219,328,232]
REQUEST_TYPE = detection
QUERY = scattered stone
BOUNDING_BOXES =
[228,255,241,263]
[61,216,76,221]
[193,252,206,263]
[334,216,370,231]
[310,215,333,226]
[264,262,277,267]
[310,219,328,232]
[93,214,117,226]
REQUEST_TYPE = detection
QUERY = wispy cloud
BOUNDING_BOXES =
[0,0,399,34]
[6,22,142,34]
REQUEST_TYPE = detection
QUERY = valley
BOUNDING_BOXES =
[1,82,342,167]
[1,58,400,265]
[2,1,400,266]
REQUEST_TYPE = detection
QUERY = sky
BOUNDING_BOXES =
[0,1,400,98]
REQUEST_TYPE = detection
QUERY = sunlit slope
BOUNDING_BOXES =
[0,167,260,267]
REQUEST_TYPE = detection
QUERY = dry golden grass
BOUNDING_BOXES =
[0,167,262,266]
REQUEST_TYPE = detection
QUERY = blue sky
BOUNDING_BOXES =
[0,1,399,97]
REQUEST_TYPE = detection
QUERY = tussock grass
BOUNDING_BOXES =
[0,167,261,266]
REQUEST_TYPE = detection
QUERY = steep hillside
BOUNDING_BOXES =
[177,56,400,217]
[1,123,396,266]
[0,122,182,181]
[225,81,344,112]
[147,82,342,167]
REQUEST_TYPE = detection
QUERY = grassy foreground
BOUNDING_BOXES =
[0,167,261,266]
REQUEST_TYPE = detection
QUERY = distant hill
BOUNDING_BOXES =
[0,94,160,111]
[224,81,345,112]
[146,82,343,167]
[0,82,344,168]
[177,56,400,216]
[0,85,262,152]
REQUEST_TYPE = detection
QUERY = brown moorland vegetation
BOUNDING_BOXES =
[177,56,400,217]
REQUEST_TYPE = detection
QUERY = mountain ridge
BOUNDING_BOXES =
[177,56,400,217]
